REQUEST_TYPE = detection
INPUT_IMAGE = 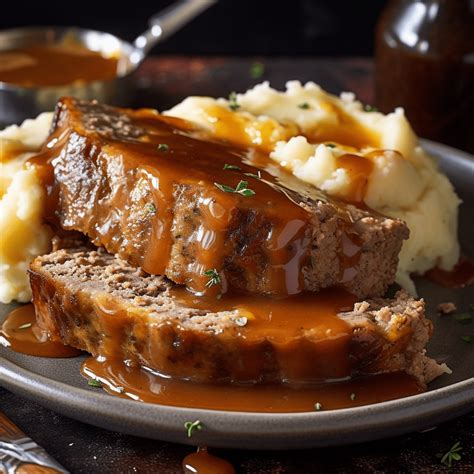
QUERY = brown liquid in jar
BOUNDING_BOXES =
[375,0,474,153]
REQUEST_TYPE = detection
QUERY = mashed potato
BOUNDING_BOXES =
[0,113,53,303]
[0,82,461,301]
[166,81,461,294]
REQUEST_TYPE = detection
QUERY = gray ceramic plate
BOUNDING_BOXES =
[1,140,473,450]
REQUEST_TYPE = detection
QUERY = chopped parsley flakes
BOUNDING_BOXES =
[223,164,241,171]
[454,313,472,324]
[228,92,240,111]
[364,104,378,112]
[249,62,265,79]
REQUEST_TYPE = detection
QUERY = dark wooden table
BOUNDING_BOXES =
[1,56,473,473]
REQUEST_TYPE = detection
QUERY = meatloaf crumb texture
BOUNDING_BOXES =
[29,248,447,386]
[45,98,409,298]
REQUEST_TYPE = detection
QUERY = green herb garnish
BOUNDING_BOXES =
[326,143,336,148]
[364,104,378,112]
[145,203,156,214]
[298,102,310,110]
[214,180,255,197]
[18,323,32,330]
[157,143,169,152]
[223,164,241,171]
[436,441,462,468]
[88,379,102,388]
[204,269,221,288]
[249,62,265,79]
[461,335,473,343]
[314,402,323,411]
[228,92,240,111]
[184,420,202,438]
[350,393,356,401]
[244,171,261,179]
[454,313,472,324]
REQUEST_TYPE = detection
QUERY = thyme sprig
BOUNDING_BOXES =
[184,420,203,438]
[204,269,221,288]
[214,180,255,197]
[436,441,462,468]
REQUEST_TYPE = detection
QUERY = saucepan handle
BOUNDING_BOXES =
[133,0,216,57]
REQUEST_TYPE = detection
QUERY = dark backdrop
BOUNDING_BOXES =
[1,0,387,56]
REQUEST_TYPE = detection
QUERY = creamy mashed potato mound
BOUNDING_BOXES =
[0,82,461,301]
[166,81,461,294]
[0,113,53,303]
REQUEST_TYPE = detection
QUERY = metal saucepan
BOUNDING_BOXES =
[0,0,215,125]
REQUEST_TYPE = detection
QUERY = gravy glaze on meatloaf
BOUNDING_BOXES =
[29,247,447,386]
[29,97,408,299]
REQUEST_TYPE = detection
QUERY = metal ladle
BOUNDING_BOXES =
[0,0,216,125]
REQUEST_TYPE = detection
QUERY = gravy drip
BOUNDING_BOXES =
[182,448,235,474]
[81,357,422,412]
[424,257,474,288]
[0,304,82,358]
[0,45,118,87]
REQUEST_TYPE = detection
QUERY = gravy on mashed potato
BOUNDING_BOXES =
[166,81,461,294]
[0,113,53,303]
[0,81,461,302]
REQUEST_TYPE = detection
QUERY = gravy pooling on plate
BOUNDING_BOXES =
[0,304,81,357]
[0,88,462,416]
[80,356,422,412]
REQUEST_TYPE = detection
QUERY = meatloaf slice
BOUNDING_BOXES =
[29,247,447,386]
[36,97,409,298]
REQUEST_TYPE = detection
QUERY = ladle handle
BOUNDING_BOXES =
[134,0,216,56]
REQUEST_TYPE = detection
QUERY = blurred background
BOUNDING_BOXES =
[1,0,387,56]
[1,0,472,150]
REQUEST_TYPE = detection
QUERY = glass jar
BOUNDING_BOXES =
[375,0,474,153]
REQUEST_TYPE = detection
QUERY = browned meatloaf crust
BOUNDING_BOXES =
[29,248,447,386]
[41,97,408,298]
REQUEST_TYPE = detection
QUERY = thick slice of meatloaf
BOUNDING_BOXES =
[29,248,447,386]
[37,97,409,298]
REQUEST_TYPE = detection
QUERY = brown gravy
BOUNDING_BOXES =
[81,357,422,413]
[424,257,474,288]
[169,287,357,382]
[183,447,235,474]
[4,100,427,415]
[28,99,369,297]
[0,304,82,357]
[0,45,118,87]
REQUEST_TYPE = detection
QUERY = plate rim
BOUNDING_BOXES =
[1,139,473,449]
[1,357,473,449]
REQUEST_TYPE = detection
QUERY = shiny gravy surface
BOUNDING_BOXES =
[0,44,118,87]
[0,304,81,357]
[1,99,451,414]
[29,99,373,298]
